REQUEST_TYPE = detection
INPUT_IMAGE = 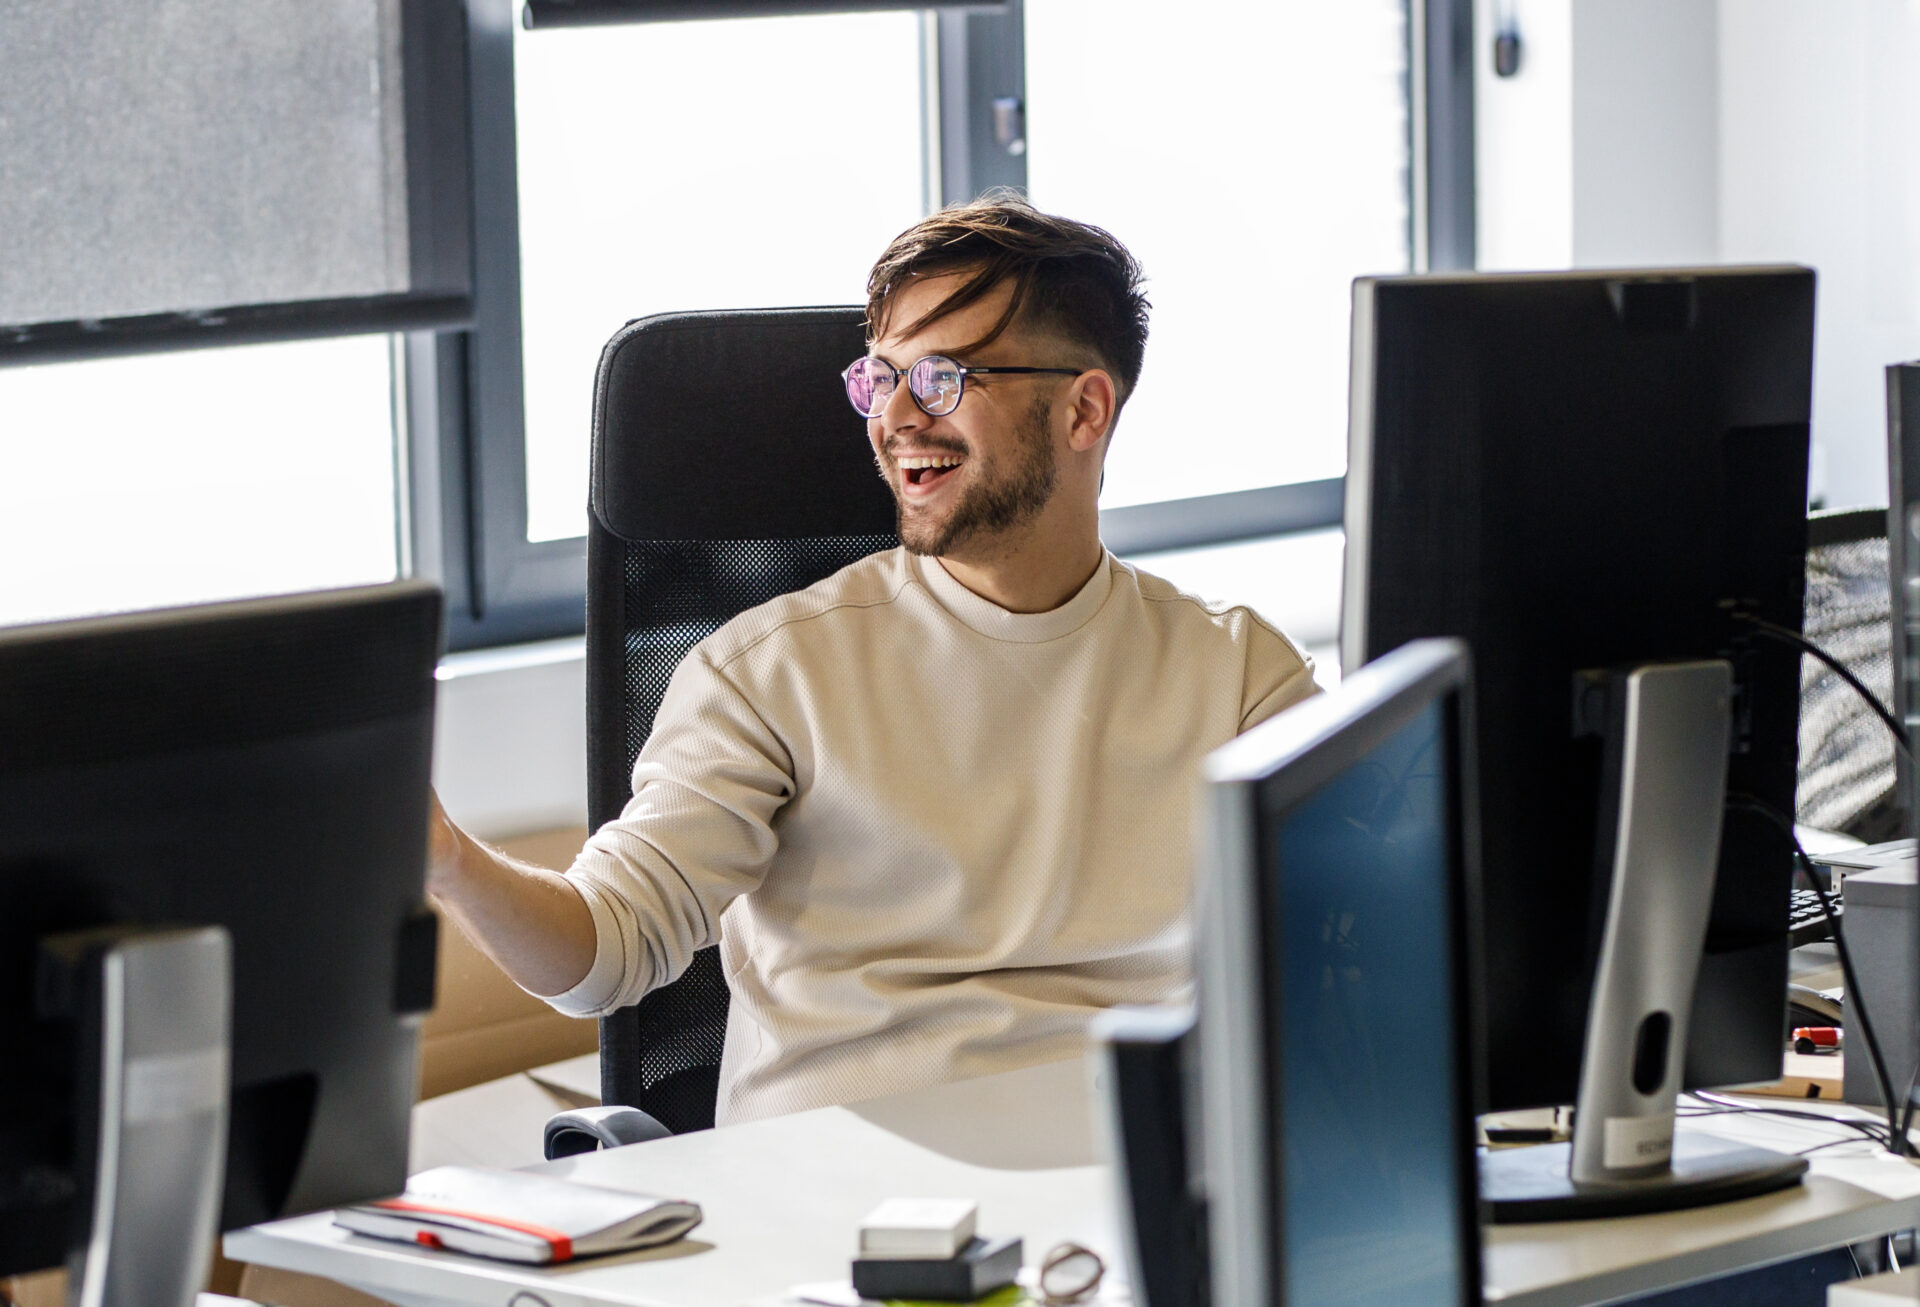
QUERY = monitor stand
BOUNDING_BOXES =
[1479,661,1807,1223]
[39,925,231,1307]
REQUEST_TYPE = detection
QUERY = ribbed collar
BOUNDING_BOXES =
[911,550,1115,644]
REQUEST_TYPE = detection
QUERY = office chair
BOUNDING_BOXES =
[582,306,896,1134]
[1796,505,1901,841]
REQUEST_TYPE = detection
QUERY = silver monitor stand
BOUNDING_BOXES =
[1479,661,1807,1222]
[40,926,231,1307]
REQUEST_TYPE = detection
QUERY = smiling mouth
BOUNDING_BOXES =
[898,454,964,488]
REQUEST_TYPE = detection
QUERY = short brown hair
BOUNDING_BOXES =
[865,193,1150,408]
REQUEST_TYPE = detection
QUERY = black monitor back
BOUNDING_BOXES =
[1343,267,1814,1112]
[0,582,441,1276]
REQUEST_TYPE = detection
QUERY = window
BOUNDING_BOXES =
[512,12,927,544]
[1,1,457,635]
[0,336,399,627]
[1023,0,1411,509]
[8,3,1440,649]
[432,1,1430,646]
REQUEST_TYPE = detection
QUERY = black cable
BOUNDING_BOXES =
[1730,612,1912,761]
[1684,1091,1895,1148]
[1727,795,1909,1156]
[1899,1058,1920,1162]
[1798,1136,1886,1157]
[1697,1097,1889,1143]
[1730,611,1920,1144]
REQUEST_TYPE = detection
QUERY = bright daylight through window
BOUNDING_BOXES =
[1024,0,1410,509]
[0,336,399,628]
[514,11,927,544]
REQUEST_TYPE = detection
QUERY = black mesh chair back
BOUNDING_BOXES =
[1797,506,1900,840]
[586,307,896,1132]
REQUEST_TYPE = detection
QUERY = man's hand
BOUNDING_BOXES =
[424,787,598,999]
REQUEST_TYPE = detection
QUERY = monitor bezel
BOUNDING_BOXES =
[1198,637,1485,1307]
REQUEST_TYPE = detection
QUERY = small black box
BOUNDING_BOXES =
[852,1235,1023,1302]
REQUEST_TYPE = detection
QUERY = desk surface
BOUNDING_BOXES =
[228,1057,1920,1307]
[229,1058,1115,1307]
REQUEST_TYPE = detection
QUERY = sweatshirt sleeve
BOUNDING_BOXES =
[544,650,794,1018]
[1238,614,1322,733]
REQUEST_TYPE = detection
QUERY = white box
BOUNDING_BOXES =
[857,1198,978,1260]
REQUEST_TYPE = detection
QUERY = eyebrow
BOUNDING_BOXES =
[869,347,997,369]
[868,349,943,370]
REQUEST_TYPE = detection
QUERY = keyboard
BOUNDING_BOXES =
[1788,886,1842,948]
[1794,839,1917,948]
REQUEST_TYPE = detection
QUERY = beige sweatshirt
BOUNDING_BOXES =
[549,547,1318,1123]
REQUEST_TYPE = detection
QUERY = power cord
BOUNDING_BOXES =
[1682,1090,1895,1151]
[1729,611,1913,762]
[1727,795,1909,1156]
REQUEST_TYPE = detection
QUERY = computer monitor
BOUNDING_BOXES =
[0,582,442,1303]
[1344,266,1815,1218]
[1196,638,1483,1307]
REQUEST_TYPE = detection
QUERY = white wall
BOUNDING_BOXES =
[1570,0,1718,268]
[1475,0,1920,509]
[1718,0,1920,510]
[1474,0,1574,271]
[432,638,588,842]
[1478,0,1718,270]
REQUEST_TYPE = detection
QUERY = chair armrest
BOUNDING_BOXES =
[543,1104,674,1158]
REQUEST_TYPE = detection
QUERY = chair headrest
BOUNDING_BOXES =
[591,306,897,542]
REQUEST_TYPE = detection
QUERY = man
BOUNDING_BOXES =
[429,197,1318,1124]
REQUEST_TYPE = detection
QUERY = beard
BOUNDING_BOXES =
[887,395,1059,557]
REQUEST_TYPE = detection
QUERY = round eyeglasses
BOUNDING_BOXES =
[842,354,1082,419]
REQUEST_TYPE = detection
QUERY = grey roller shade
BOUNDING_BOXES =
[521,0,1007,28]
[0,0,471,361]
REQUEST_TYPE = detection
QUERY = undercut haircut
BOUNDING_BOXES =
[865,193,1151,410]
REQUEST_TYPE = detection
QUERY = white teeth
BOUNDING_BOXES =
[898,456,963,470]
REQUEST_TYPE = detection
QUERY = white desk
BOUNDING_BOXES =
[228,1058,1116,1307]
[228,1058,1920,1307]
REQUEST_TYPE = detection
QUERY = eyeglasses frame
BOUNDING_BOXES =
[1037,1241,1107,1306]
[841,353,1084,419]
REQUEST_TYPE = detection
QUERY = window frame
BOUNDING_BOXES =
[0,0,472,631]
[417,0,1472,649]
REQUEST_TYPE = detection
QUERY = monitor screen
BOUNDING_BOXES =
[1270,698,1466,1304]
[1199,638,1481,1307]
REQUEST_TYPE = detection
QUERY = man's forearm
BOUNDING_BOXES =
[427,802,597,999]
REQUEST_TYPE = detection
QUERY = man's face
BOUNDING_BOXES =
[866,274,1070,558]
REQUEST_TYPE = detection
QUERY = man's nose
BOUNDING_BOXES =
[878,372,924,434]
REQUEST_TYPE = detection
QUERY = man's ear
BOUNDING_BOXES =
[1065,369,1118,453]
